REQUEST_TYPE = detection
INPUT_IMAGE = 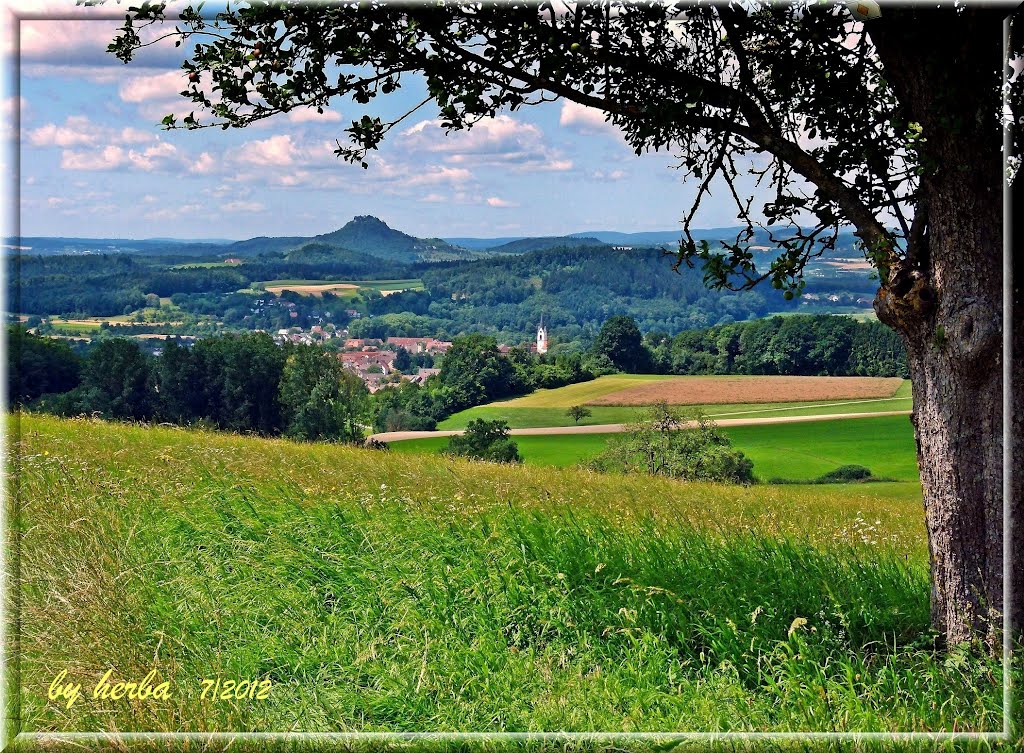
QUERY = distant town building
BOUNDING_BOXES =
[536,316,548,355]
[414,367,440,382]
[223,258,243,265]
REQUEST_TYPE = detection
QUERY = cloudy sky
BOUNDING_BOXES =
[9,7,753,241]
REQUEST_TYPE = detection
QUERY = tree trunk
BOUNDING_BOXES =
[869,8,1019,646]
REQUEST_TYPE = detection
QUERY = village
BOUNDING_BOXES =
[272,322,549,392]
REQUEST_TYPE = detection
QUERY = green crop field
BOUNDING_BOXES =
[8,413,1007,736]
[439,379,913,430]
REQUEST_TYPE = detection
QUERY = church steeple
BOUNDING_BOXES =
[536,315,548,355]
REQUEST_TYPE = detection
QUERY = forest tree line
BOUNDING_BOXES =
[8,246,880,348]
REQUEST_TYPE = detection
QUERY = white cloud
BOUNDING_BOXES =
[233,134,299,168]
[59,140,181,173]
[144,203,203,222]
[559,101,623,137]
[287,108,343,123]
[222,200,266,213]
[400,115,572,173]
[60,145,126,171]
[191,152,216,174]
[118,71,191,103]
[27,115,100,147]
[28,116,160,151]
[486,196,518,208]
[127,142,178,171]
[589,169,628,182]
[18,18,191,69]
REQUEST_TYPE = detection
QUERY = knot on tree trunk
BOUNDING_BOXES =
[943,302,1002,370]
[874,263,936,332]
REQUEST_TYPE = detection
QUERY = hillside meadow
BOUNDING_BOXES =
[5,412,1011,744]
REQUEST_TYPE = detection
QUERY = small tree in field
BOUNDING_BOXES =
[590,403,754,484]
[566,405,592,425]
[444,419,521,464]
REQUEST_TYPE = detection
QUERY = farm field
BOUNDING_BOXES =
[396,414,921,486]
[255,278,424,298]
[9,413,1006,735]
[587,375,904,406]
[168,261,240,269]
[439,379,913,430]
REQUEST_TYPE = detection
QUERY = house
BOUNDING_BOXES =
[425,339,453,354]
[387,336,431,353]
[339,350,397,373]
[411,367,441,385]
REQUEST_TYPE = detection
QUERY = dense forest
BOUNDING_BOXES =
[8,244,881,347]
[654,314,908,378]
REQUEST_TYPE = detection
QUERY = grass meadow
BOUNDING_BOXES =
[396,414,920,486]
[6,412,1011,744]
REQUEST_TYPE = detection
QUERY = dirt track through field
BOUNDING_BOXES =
[369,410,912,443]
[587,376,905,406]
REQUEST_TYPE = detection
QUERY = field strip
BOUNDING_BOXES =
[371,409,913,443]
[705,395,913,418]
[587,375,905,406]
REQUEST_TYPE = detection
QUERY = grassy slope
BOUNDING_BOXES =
[9,414,1003,736]
[398,415,921,484]
[488,374,673,407]
[439,379,912,430]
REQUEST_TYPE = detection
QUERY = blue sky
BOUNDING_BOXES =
[12,12,756,241]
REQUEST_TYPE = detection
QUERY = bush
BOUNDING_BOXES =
[817,464,874,483]
[444,419,521,464]
[588,403,754,484]
[767,464,881,485]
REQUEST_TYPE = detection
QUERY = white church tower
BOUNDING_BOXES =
[536,316,548,355]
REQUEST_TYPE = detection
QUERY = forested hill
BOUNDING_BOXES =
[353,246,799,343]
[313,215,472,262]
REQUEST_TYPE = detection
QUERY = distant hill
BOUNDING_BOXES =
[227,236,311,255]
[313,216,472,262]
[441,235,528,250]
[485,236,608,254]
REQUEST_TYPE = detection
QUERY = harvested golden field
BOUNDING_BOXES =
[588,375,906,406]
[264,282,359,296]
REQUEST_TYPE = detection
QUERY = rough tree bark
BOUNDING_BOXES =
[870,9,1017,646]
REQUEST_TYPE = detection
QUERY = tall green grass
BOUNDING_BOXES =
[7,414,1007,737]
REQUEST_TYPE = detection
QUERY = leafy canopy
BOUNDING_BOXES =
[99,1,1013,297]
